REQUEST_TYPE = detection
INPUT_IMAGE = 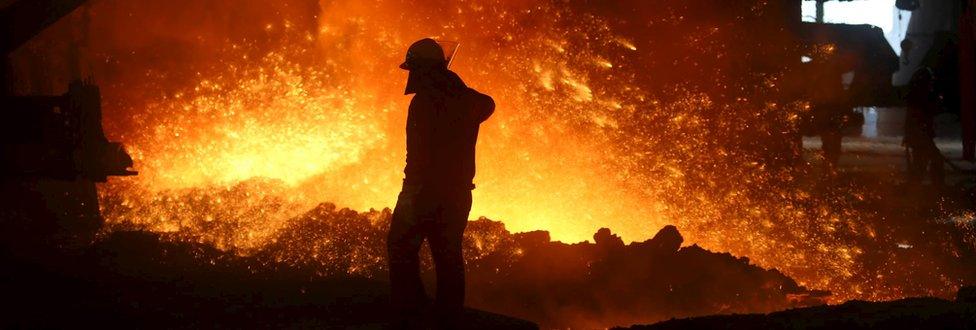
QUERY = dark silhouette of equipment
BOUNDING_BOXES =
[794,22,901,174]
[1,0,134,180]
[896,0,920,11]
[0,0,89,55]
[1,0,135,251]
[3,79,136,181]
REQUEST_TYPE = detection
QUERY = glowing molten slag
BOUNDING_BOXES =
[136,55,385,188]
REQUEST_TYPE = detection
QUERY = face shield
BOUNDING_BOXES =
[436,40,460,69]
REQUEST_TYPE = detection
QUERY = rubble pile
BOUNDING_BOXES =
[6,180,976,328]
[258,203,822,328]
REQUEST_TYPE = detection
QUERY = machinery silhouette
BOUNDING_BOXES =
[1,0,135,249]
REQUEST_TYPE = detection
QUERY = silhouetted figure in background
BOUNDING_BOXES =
[811,64,851,175]
[387,38,494,329]
[903,67,944,187]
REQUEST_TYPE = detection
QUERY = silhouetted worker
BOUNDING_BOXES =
[811,64,851,175]
[903,67,944,187]
[387,38,494,329]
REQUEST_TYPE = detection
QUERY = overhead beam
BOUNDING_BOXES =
[0,0,88,54]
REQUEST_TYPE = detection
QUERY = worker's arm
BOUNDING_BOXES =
[468,88,495,124]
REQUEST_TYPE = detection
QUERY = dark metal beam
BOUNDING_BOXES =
[816,0,825,23]
[0,0,88,54]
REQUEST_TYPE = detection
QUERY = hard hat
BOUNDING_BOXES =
[400,38,446,70]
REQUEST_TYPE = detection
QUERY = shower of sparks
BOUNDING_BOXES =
[86,0,971,304]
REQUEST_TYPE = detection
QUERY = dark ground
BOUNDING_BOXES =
[0,215,817,329]
[0,232,536,329]
[619,290,976,330]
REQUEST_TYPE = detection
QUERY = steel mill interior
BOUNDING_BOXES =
[2,0,976,329]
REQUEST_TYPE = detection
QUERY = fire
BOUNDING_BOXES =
[63,0,969,305]
[134,52,385,188]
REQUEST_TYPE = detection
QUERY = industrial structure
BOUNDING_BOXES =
[1,0,134,248]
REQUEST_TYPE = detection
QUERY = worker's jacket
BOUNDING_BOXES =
[403,68,494,190]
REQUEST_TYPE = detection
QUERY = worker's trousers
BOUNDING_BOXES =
[387,182,472,329]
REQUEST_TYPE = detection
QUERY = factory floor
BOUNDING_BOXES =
[803,135,976,187]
